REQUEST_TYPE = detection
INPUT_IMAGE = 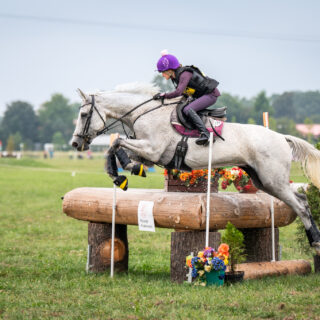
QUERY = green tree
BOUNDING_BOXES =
[269,117,277,131]
[52,131,66,150]
[253,91,274,124]
[12,132,22,150]
[272,92,295,120]
[38,94,77,144]
[6,135,15,154]
[215,93,251,123]
[275,117,299,135]
[247,118,256,125]
[0,101,38,149]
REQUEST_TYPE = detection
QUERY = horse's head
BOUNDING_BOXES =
[71,89,106,151]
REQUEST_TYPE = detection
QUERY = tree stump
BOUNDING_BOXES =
[239,227,279,262]
[88,222,128,273]
[170,231,221,283]
[314,255,320,273]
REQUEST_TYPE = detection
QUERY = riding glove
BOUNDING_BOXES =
[153,93,165,100]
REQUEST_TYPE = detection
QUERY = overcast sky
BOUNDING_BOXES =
[1,0,320,115]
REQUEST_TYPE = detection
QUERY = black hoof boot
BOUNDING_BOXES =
[115,148,131,169]
[106,154,118,177]
[131,164,146,177]
[113,175,128,190]
[196,133,209,146]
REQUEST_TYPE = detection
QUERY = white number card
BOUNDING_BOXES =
[138,201,155,232]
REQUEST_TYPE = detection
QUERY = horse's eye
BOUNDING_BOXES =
[81,112,88,118]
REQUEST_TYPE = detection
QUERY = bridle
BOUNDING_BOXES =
[73,95,106,144]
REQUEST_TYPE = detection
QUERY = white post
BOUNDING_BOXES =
[110,184,117,277]
[86,244,91,273]
[205,132,214,248]
[270,197,276,262]
[263,112,276,262]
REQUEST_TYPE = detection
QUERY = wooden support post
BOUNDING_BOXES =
[170,231,221,283]
[239,227,279,262]
[88,222,128,273]
[314,255,320,273]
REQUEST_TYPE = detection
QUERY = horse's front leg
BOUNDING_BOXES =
[108,138,147,176]
[105,138,150,190]
[104,152,129,191]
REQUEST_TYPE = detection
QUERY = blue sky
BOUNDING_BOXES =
[1,0,320,115]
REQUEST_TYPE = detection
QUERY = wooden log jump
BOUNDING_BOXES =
[62,187,296,230]
[61,187,307,282]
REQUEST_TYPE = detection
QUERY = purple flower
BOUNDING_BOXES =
[203,247,215,258]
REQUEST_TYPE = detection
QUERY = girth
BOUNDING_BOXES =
[165,136,191,172]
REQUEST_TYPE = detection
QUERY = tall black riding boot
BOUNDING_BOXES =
[187,109,210,145]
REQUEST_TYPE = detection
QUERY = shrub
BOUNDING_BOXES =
[222,222,246,272]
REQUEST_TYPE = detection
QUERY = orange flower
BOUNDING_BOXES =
[186,255,192,268]
[164,169,168,176]
[179,172,190,182]
[189,177,197,185]
[218,243,229,257]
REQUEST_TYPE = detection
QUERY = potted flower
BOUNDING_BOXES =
[219,167,258,193]
[164,169,220,193]
[221,222,246,284]
[186,245,229,286]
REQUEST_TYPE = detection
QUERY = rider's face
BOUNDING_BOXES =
[162,70,173,80]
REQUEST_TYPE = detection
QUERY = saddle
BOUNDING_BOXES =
[171,98,227,137]
[166,99,227,172]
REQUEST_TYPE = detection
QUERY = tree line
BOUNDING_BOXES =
[0,79,320,151]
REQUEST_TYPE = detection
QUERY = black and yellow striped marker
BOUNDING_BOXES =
[113,176,128,191]
[131,164,146,177]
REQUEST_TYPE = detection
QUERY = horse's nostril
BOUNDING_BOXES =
[72,142,78,148]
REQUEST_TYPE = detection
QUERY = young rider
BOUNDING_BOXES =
[154,50,220,145]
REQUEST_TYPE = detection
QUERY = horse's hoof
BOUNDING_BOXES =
[113,175,128,191]
[131,164,146,177]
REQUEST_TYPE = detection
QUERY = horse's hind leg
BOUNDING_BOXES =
[246,156,320,254]
[254,163,320,254]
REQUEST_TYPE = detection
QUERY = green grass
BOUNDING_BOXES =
[0,155,319,319]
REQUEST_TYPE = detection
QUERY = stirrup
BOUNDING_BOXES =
[196,133,209,146]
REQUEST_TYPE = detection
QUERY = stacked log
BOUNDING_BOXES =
[62,188,296,230]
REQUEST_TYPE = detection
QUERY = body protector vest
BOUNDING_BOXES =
[172,65,219,98]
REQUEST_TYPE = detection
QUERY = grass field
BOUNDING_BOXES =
[1,154,319,320]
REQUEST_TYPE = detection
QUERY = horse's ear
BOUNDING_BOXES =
[77,88,88,100]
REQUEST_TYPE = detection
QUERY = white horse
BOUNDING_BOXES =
[71,82,320,254]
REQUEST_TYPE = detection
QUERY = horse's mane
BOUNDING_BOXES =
[114,82,159,96]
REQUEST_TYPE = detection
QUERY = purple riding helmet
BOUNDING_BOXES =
[156,50,180,72]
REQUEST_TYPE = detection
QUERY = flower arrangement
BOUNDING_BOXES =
[219,167,253,193]
[186,244,229,283]
[164,168,221,187]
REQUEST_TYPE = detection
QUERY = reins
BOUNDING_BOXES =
[96,98,154,136]
[97,98,181,136]
[77,94,183,141]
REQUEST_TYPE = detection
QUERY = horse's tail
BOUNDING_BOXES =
[285,134,320,189]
